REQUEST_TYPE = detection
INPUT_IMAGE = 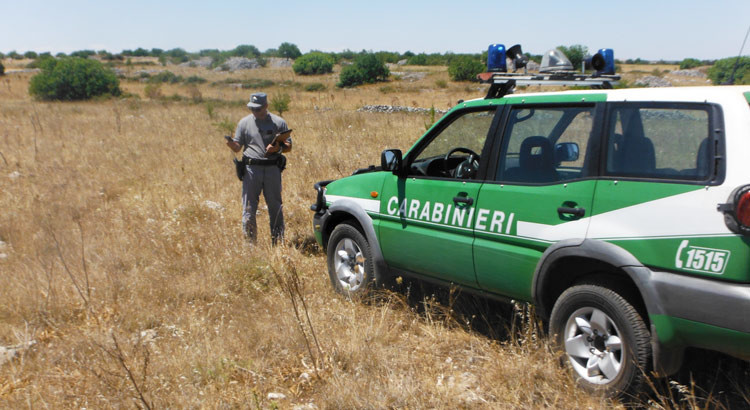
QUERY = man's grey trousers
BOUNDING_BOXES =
[242,164,284,242]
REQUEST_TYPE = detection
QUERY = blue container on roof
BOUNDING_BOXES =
[487,44,507,72]
[597,48,615,75]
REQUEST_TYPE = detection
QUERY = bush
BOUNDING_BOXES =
[337,65,366,88]
[28,57,121,101]
[0,61,4,76]
[556,45,588,71]
[232,45,260,58]
[184,75,207,84]
[24,51,38,59]
[679,58,702,70]
[270,93,291,116]
[26,55,55,69]
[356,53,389,82]
[293,52,334,75]
[447,55,484,81]
[278,42,302,59]
[708,56,750,85]
[70,49,96,58]
[148,71,182,84]
[304,82,326,92]
[144,83,162,99]
[337,53,389,87]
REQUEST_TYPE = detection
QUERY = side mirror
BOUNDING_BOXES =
[381,149,403,175]
[555,142,579,163]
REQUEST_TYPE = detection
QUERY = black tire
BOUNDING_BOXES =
[549,284,651,398]
[327,223,375,298]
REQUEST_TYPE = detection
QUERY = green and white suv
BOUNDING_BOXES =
[311,84,750,396]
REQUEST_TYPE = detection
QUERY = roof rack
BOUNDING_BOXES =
[478,72,621,99]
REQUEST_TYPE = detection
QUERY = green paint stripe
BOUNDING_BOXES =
[744,92,750,104]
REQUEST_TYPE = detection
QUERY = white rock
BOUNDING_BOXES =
[203,200,224,211]
[267,392,286,400]
[8,171,21,179]
[139,329,158,344]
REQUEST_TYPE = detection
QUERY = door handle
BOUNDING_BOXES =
[453,196,474,206]
[557,206,585,218]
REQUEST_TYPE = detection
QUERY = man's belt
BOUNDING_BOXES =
[248,158,279,166]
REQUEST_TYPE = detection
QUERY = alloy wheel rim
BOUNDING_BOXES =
[563,307,624,385]
[333,238,365,291]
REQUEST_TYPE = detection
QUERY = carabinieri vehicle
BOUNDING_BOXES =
[310,45,750,397]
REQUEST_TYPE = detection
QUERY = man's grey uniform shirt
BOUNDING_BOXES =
[233,113,289,159]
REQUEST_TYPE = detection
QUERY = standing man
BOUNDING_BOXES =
[226,92,292,244]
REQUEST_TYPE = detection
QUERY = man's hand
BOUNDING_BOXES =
[265,142,280,154]
[226,139,241,152]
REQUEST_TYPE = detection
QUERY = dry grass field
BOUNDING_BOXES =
[0,59,747,408]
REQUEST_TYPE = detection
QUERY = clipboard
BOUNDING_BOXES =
[272,129,293,145]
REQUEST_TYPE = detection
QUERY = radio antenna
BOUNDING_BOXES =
[726,24,750,85]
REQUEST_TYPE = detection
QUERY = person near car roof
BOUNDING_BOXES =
[225,92,292,244]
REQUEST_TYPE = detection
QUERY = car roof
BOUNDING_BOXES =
[474,85,750,104]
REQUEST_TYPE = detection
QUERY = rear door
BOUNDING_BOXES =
[587,102,749,281]
[474,101,602,300]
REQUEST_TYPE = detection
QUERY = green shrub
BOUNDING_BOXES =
[435,79,448,88]
[556,45,588,71]
[0,61,4,76]
[337,65,365,87]
[679,58,702,70]
[356,53,389,82]
[144,83,162,99]
[304,82,326,92]
[184,75,207,84]
[337,53,389,87]
[708,56,750,85]
[448,55,484,81]
[70,49,96,58]
[28,57,121,101]
[270,93,291,116]
[26,55,55,69]
[278,42,302,59]
[293,52,334,75]
[24,51,38,59]
[148,71,183,84]
[232,45,261,58]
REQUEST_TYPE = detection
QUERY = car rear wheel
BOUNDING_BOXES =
[327,223,374,298]
[550,284,651,398]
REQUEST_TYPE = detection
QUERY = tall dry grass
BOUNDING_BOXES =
[0,62,746,408]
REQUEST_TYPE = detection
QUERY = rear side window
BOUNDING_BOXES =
[496,105,595,184]
[604,104,711,181]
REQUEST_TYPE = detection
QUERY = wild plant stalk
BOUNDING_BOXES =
[97,333,153,410]
[271,265,322,371]
[49,228,89,308]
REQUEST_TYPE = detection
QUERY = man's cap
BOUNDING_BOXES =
[247,92,267,108]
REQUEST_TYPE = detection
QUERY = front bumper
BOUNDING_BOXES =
[311,180,334,247]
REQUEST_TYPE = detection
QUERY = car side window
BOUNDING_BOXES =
[496,106,595,184]
[409,109,495,179]
[605,105,711,180]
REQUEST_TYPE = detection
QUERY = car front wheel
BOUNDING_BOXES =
[549,284,651,398]
[327,223,375,298]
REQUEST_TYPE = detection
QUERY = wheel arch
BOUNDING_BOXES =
[532,239,684,375]
[323,199,389,282]
[532,239,659,322]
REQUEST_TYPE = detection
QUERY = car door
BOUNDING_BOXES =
[378,106,501,286]
[473,102,602,300]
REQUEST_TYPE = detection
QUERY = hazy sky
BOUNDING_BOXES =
[2,0,749,61]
